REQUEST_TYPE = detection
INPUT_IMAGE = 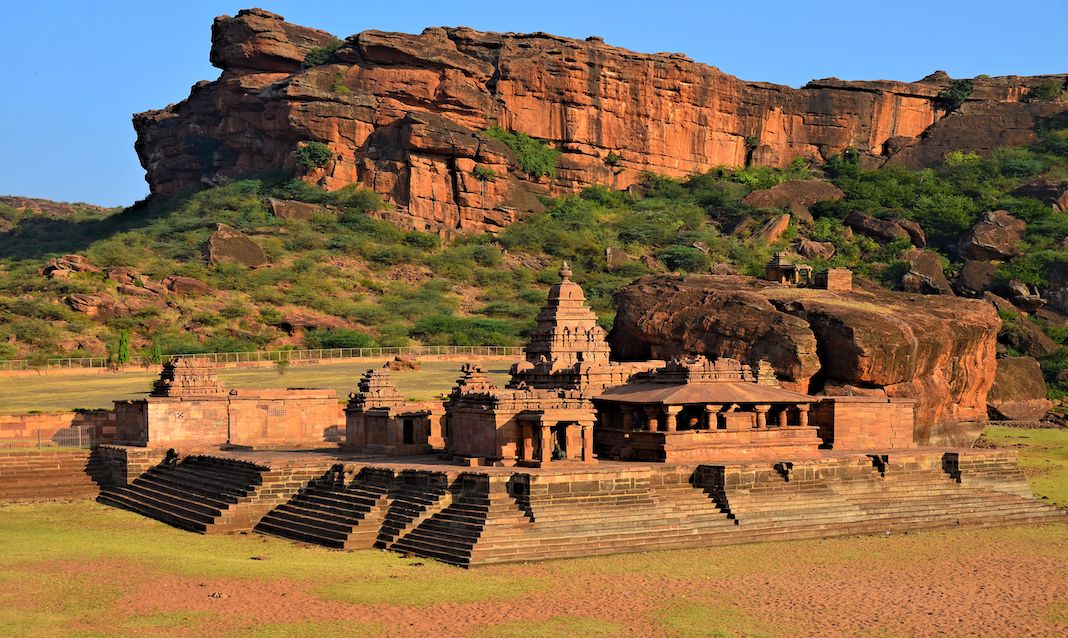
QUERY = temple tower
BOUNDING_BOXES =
[150,357,228,398]
[522,262,611,371]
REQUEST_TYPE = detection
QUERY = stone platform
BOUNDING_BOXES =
[94,446,1066,567]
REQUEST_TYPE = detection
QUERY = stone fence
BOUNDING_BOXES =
[0,410,115,449]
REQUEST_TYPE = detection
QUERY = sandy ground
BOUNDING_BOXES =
[14,523,1066,638]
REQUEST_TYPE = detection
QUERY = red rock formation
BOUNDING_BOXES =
[610,275,1001,431]
[987,357,1052,421]
[134,9,1068,233]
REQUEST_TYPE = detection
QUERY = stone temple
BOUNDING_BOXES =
[85,264,1063,566]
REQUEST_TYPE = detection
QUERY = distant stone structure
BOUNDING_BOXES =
[343,367,436,455]
[766,252,853,291]
[114,357,341,449]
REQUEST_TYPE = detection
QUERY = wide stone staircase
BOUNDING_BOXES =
[254,467,393,549]
[97,455,270,532]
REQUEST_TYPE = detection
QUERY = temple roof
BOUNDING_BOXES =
[595,381,815,405]
[595,355,814,405]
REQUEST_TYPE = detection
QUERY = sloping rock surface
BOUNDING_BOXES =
[610,275,1000,431]
[987,356,1052,421]
[134,9,1068,233]
[205,223,267,267]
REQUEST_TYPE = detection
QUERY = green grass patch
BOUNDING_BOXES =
[227,620,382,638]
[656,600,783,638]
[983,426,1068,506]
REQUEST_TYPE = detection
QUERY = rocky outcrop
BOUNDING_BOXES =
[1012,181,1068,212]
[986,356,1053,421]
[740,180,843,222]
[40,254,101,279]
[610,274,1001,430]
[797,238,835,260]
[755,214,790,243]
[844,211,916,245]
[955,260,997,297]
[205,223,267,267]
[267,198,335,220]
[133,9,1068,233]
[900,248,953,295]
[957,210,1026,261]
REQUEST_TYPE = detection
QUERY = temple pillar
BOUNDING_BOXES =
[581,424,593,463]
[540,425,553,463]
[644,406,661,432]
[797,404,810,428]
[777,408,788,429]
[754,405,770,429]
[664,406,682,432]
[621,408,633,433]
[521,423,533,461]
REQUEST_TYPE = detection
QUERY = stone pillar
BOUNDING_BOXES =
[777,408,788,429]
[540,424,554,463]
[644,406,661,432]
[797,404,810,428]
[621,408,633,433]
[664,406,682,433]
[581,424,593,463]
[754,405,770,429]
[521,423,533,461]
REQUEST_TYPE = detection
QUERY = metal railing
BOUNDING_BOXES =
[0,345,525,371]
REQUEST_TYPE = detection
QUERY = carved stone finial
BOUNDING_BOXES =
[560,261,572,282]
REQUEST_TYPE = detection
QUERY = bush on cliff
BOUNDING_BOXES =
[294,142,335,171]
[302,38,344,68]
[484,126,561,179]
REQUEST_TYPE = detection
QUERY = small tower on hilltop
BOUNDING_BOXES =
[150,357,228,398]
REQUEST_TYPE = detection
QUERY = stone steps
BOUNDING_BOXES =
[255,482,390,549]
[97,456,268,533]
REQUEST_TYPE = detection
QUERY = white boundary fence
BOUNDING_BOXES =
[0,345,524,372]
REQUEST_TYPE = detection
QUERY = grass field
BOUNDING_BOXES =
[0,359,513,414]
[983,426,1068,507]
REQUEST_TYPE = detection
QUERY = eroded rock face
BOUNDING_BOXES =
[987,356,1052,421]
[205,223,268,267]
[610,274,1000,431]
[133,10,1068,233]
[958,210,1026,261]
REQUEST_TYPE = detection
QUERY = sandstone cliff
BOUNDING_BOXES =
[609,275,1001,434]
[134,8,1068,233]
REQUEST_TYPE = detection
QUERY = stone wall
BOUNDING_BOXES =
[810,396,916,450]
[114,390,343,449]
[0,410,115,448]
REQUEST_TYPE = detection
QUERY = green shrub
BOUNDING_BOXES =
[472,165,497,182]
[302,38,344,67]
[936,79,975,112]
[483,126,561,179]
[604,152,623,167]
[658,245,711,272]
[294,141,334,171]
[332,71,351,95]
[408,314,522,346]
[1031,81,1065,102]
[303,328,376,349]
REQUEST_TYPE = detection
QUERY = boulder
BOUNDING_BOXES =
[896,219,928,248]
[277,309,352,334]
[796,238,835,260]
[116,284,160,298]
[755,213,791,243]
[1045,261,1068,316]
[209,8,339,73]
[957,210,1026,261]
[66,293,120,319]
[267,198,334,220]
[987,356,1053,421]
[843,212,912,244]
[1012,180,1068,212]
[1007,279,1045,312]
[105,266,140,285]
[955,260,997,297]
[40,254,100,278]
[205,223,268,267]
[900,248,953,295]
[740,180,844,222]
[162,275,212,295]
[611,274,1000,430]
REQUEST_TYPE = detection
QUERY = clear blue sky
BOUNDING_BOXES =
[1,1,1065,207]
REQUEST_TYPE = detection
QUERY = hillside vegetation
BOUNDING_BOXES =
[1,116,1067,391]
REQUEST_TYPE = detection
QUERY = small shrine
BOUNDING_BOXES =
[151,357,228,397]
[344,367,436,455]
[765,252,814,286]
